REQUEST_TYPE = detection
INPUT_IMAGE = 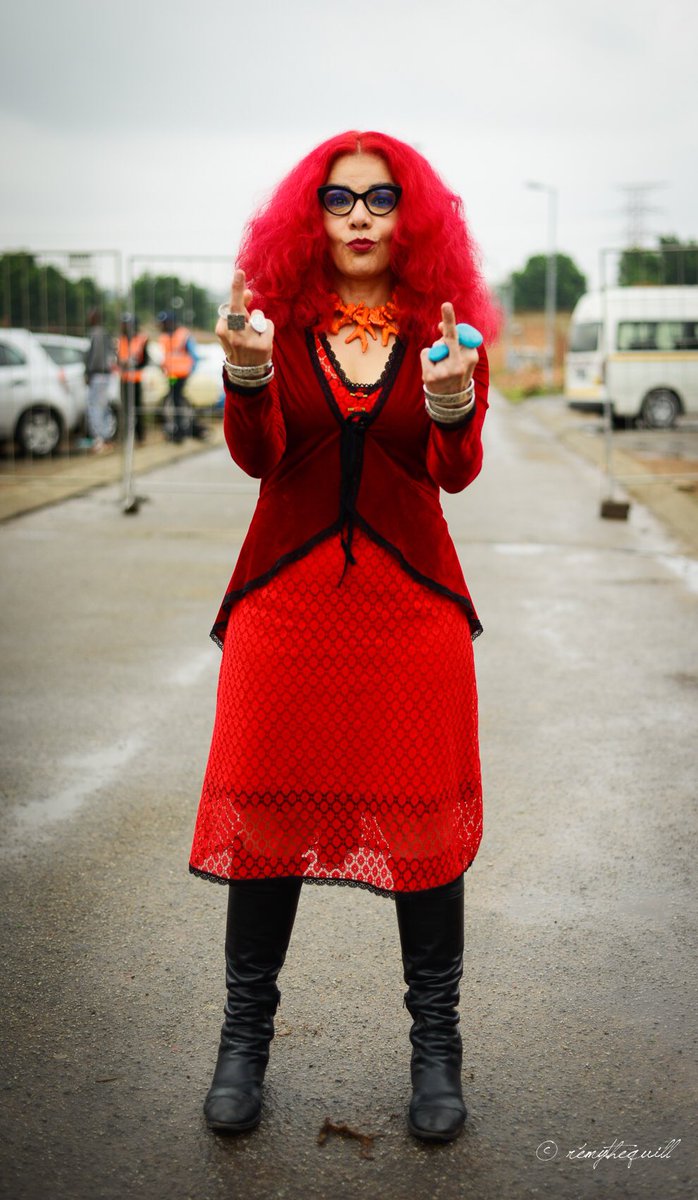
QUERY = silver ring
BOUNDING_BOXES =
[217,303,246,331]
[249,310,268,335]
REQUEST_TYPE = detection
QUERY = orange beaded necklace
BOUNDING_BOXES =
[329,296,400,352]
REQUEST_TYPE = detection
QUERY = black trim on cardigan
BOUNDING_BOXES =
[209,514,482,649]
[305,328,407,574]
[354,514,483,639]
[210,520,343,647]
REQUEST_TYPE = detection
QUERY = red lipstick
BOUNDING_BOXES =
[347,239,375,253]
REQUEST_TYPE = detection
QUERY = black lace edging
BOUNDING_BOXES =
[210,521,343,648]
[317,332,402,396]
[305,327,406,429]
[210,515,483,648]
[189,863,397,899]
[189,862,473,898]
[354,514,483,640]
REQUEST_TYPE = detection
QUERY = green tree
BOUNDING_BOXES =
[512,253,587,311]
[0,252,108,332]
[618,236,698,285]
[131,273,213,329]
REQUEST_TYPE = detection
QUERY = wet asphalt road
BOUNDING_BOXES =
[1,393,696,1200]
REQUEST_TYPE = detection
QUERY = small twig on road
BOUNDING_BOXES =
[317,1116,382,1160]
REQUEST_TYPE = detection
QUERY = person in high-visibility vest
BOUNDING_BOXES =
[118,313,149,443]
[157,311,199,443]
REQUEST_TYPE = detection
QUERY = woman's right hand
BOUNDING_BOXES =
[216,269,275,367]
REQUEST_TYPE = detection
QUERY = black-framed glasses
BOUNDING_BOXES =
[317,184,402,217]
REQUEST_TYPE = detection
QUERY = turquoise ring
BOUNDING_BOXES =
[428,323,483,363]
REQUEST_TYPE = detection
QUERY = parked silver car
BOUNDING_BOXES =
[0,329,84,455]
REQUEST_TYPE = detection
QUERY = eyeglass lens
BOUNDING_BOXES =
[322,187,399,216]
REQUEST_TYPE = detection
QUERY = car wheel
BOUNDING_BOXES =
[16,406,63,457]
[639,389,680,429]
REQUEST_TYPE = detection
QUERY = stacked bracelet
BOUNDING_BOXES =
[424,378,475,424]
[224,358,274,389]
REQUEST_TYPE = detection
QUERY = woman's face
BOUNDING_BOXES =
[322,153,399,289]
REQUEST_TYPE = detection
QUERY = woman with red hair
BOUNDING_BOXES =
[190,130,500,1143]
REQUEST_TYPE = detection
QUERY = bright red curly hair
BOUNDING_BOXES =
[237,130,501,348]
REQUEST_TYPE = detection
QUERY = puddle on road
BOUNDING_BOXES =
[490,541,698,595]
[657,554,698,596]
[492,542,551,556]
[2,734,145,850]
[166,647,218,688]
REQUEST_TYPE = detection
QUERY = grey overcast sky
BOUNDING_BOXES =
[2,0,696,292]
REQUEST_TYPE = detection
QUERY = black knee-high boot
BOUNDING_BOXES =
[395,874,467,1142]
[204,876,302,1133]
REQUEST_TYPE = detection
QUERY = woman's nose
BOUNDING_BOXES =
[348,201,372,228]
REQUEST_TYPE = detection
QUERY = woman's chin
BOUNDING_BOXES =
[336,254,388,282]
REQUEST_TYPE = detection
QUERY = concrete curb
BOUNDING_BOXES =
[523,397,698,558]
[0,424,226,523]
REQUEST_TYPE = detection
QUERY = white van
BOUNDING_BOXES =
[564,286,698,427]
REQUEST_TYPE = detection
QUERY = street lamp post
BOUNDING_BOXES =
[527,182,558,389]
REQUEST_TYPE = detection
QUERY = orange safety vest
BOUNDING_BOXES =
[159,328,194,380]
[118,333,148,382]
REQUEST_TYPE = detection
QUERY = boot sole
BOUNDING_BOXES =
[407,1114,465,1143]
[205,1112,262,1135]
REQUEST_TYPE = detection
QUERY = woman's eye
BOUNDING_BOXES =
[369,191,393,210]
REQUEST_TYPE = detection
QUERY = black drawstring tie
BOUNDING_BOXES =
[338,412,369,584]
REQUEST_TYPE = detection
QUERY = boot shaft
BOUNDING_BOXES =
[219,876,302,1045]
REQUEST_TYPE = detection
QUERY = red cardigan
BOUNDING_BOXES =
[211,326,489,647]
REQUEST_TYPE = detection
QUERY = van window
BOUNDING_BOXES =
[617,320,698,352]
[568,322,600,352]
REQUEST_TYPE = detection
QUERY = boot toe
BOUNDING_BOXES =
[204,1086,262,1133]
[408,1098,466,1142]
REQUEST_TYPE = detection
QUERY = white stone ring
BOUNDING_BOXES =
[249,310,268,335]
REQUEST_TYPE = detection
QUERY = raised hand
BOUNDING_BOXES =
[216,269,275,367]
[420,302,479,396]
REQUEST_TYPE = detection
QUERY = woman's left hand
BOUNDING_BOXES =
[420,302,479,395]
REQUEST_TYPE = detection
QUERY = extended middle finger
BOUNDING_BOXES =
[230,268,249,316]
[440,301,458,348]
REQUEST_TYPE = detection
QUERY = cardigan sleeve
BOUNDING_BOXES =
[222,374,287,479]
[425,345,489,494]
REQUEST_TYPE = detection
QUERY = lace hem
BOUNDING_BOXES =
[189,862,472,898]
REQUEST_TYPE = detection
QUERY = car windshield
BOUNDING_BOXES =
[568,322,600,353]
[0,342,27,366]
[40,343,85,366]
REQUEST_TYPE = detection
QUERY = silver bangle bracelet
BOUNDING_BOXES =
[224,358,273,379]
[424,394,475,423]
[423,378,475,406]
[425,391,475,413]
[226,366,275,390]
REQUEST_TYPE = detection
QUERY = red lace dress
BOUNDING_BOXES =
[189,336,482,897]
